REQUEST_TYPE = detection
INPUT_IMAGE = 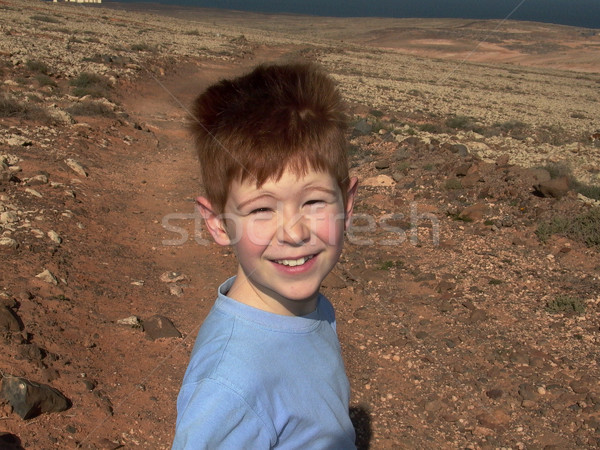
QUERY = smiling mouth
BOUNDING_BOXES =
[273,255,315,267]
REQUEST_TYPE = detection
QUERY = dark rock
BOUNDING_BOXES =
[0,433,23,450]
[519,383,538,401]
[467,309,488,323]
[393,149,409,161]
[486,389,504,400]
[0,306,22,332]
[415,331,429,340]
[374,160,390,170]
[460,172,482,188]
[352,119,372,136]
[436,280,455,293]
[449,144,469,156]
[455,163,472,177]
[510,351,530,365]
[400,136,422,148]
[570,378,591,394]
[0,376,70,419]
[534,176,570,199]
[143,315,181,340]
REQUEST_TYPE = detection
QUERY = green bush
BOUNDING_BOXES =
[536,207,600,248]
[546,295,586,315]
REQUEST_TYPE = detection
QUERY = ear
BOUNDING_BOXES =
[196,196,231,246]
[344,177,359,230]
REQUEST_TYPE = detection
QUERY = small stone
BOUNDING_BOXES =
[35,269,58,285]
[169,285,183,297]
[47,230,62,244]
[486,389,504,400]
[459,203,487,222]
[374,160,390,170]
[476,408,510,430]
[25,174,49,186]
[449,144,469,156]
[519,383,539,401]
[424,399,444,412]
[510,351,530,365]
[0,237,18,250]
[415,331,428,339]
[570,379,591,394]
[24,188,42,198]
[159,271,187,283]
[467,309,488,323]
[455,163,472,177]
[362,175,395,187]
[352,119,372,136]
[116,316,141,327]
[65,159,88,177]
[0,211,19,224]
[143,315,181,340]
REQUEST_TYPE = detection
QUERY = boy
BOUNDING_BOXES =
[173,63,358,449]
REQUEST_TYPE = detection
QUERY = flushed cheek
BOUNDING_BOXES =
[313,214,346,247]
[227,216,275,247]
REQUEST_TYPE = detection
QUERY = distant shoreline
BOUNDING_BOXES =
[98,0,600,30]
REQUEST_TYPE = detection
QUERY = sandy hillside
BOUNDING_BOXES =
[1,0,600,448]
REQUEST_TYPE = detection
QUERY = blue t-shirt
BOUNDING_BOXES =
[173,277,356,449]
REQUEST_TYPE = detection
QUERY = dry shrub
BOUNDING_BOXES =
[66,101,116,117]
[0,94,54,123]
[536,207,600,249]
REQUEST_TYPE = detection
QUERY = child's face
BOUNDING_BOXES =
[198,168,357,316]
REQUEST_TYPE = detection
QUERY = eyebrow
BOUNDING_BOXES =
[236,193,276,211]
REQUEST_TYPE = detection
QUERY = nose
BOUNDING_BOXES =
[277,210,311,246]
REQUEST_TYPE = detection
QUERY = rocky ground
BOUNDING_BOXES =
[1,0,600,448]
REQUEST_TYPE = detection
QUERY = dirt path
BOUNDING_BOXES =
[3,42,600,449]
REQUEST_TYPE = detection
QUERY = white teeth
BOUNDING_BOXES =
[276,255,313,267]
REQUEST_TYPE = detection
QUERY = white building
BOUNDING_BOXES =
[53,0,102,3]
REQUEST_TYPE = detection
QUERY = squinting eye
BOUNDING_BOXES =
[250,207,272,214]
[304,200,325,206]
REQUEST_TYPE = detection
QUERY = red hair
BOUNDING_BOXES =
[190,63,349,213]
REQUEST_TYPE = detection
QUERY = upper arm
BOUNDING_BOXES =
[173,379,275,450]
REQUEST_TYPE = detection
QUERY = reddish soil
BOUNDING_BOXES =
[2,47,600,450]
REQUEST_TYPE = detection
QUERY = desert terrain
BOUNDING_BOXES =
[1,0,600,448]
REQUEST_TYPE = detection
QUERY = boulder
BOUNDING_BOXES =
[534,176,569,199]
[0,305,22,331]
[143,315,181,340]
[0,376,70,420]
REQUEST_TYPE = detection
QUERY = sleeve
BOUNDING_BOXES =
[172,378,275,450]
